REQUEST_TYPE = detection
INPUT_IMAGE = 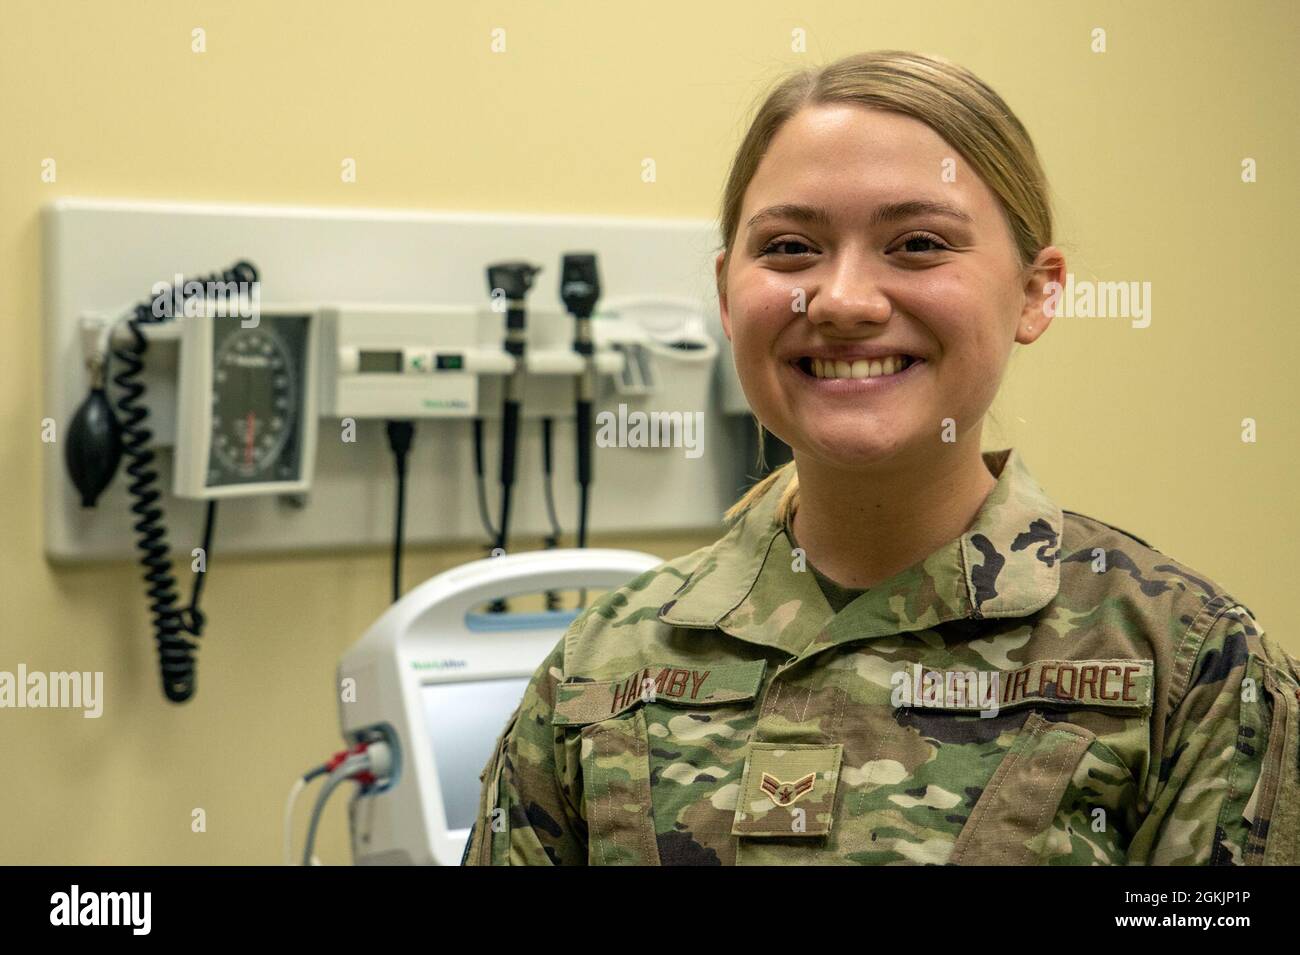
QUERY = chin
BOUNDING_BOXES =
[793,431,913,469]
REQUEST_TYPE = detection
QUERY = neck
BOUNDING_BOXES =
[788,435,999,590]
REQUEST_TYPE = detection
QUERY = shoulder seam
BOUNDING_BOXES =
[1167,593,1247,714]
[1060,508,1157,550]
[561,553,707,666]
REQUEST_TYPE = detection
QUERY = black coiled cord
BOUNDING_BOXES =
[109,261,256,703]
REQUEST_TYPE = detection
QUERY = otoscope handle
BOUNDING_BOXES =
[500,400,519,487]
[574,312,594,487]
[576,399,593,486]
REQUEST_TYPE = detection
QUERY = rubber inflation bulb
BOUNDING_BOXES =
[65,387,123,507]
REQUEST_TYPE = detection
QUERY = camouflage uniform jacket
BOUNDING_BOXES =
[465,447,1300,865]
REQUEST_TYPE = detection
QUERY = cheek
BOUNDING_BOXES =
[736,268,799,318]
[725,286,794,419]
[902,270,1010,357]
[728,279,793,359]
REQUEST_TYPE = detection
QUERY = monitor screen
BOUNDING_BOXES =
[419,677,531,831]
[358,350,403,373]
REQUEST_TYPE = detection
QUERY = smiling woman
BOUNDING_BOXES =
[715,54,1064,582]
[465,50,1300,867]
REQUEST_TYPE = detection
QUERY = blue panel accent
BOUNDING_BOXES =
[464,609,581,632]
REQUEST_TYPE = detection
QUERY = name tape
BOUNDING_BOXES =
[553,660,767,725]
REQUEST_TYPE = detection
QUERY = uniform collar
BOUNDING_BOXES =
[657,448,1063,658]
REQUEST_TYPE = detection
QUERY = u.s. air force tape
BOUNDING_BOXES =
[891,658,1154,712]
[553,660,767,725]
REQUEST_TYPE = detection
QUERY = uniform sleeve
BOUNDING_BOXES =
[1128,599,1300,865]
[462,632,588,865]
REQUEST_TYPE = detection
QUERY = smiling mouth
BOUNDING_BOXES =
[792,355,924,380]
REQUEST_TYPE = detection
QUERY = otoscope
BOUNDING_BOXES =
[560,253,601,609]
[485,261,541,613]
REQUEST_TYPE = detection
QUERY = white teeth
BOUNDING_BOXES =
[810,356,912,379]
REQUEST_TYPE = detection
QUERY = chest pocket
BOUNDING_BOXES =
[947,712,1101,864]
[899,665,1154,867]
[553,661,767,866]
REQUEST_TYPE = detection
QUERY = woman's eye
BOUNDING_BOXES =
[758,239,814,257]
[894,233,951,254]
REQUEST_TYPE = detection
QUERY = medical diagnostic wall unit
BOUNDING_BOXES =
[44,198,764,703]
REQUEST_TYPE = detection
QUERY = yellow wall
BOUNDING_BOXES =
[1,0,1295,863]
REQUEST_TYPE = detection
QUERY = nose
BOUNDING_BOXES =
[806,248,892,328]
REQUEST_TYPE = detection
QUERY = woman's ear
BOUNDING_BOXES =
[1017,245,1066,345]
[715,250,733,341]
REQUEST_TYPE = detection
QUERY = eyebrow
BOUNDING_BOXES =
[745,200,974,231]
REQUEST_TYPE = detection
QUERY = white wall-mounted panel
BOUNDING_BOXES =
[43,198,747,562]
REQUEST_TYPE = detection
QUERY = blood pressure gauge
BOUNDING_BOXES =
[174,308,320,499]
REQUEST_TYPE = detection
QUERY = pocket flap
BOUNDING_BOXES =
[947,712,1095,864]
[554,660,767,726]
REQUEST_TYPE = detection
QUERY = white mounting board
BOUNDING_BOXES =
[43,198,747,562]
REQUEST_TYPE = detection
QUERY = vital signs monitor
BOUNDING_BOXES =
[337,547,663,865]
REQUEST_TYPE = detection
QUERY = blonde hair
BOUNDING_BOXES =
[719,50,1055,526]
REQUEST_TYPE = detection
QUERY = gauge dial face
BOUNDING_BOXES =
[207,315,309,488]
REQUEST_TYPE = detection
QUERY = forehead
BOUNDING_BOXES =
[743,104,1000,224]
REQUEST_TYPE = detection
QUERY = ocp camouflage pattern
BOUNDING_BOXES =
[465,448,1300,865]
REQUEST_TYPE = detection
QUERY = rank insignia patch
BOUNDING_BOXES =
[733,743,842,837]
[760,771,817,807]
